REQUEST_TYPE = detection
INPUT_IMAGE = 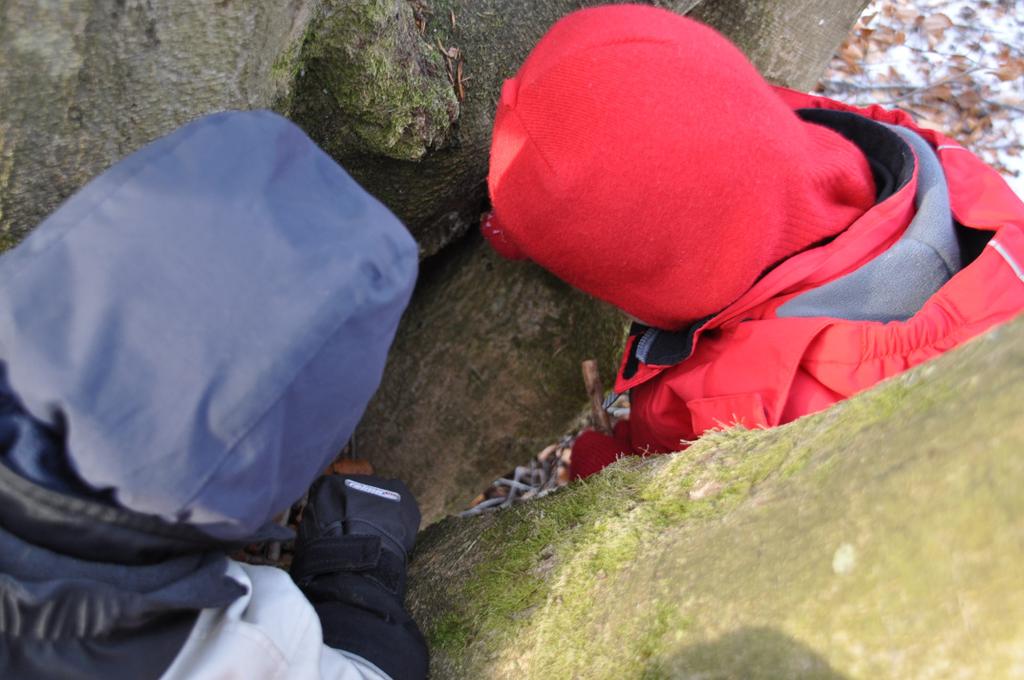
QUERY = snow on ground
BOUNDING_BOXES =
[818,0,1024,198]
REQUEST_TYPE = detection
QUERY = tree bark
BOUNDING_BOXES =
[582,360,613,435]
[689,0,870,90]
[407,316,1024,679]
[0,0,313,250]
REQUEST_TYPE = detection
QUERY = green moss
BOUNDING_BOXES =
[270,40,300,82]
[419,445,772,676]
[0,231,19,254]
[636,602,692,678]
[288,0,459,161]
[409,320,1024,678]
[430,612,472,653]
[267,40,302,112]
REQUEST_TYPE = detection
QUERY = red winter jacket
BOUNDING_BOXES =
[574,89,1024,475]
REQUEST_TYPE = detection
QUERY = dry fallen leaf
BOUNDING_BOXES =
[841,41,865,62]
[921,12,952,33]
[327,458,375,476]
[895,5,918,22]
[689,480,724,501]
[995,58,1024,82]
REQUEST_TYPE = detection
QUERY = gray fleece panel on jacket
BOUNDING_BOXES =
[777,123,960,322]
[0,111,418,540]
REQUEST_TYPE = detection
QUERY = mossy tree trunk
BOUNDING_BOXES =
[356,234,626,521]
[408,316,1024,679]
[2,0,868,520]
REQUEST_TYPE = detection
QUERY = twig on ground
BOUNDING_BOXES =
[880,66,986,103]
[582,359,613,435]
[266,510,291,562]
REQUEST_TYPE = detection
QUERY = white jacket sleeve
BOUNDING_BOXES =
[160,559,391,680]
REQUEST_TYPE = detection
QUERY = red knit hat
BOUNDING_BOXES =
[484,4,876,329]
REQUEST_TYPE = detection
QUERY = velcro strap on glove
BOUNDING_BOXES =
[292,534,408,595]
[291,534,382,584]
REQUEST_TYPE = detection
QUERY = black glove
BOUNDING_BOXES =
[291,475,428,680]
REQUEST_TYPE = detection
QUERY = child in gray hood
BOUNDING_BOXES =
[0,110,427,679]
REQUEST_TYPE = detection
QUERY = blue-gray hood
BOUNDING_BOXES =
[0,110,417,539]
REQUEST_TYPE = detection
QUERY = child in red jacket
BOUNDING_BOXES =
[483,4,1024,478]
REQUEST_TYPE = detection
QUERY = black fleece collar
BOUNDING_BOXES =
[621,109,915,376]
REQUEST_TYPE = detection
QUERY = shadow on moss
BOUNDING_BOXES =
[653,626,847,680]
[409,317,1024,679]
